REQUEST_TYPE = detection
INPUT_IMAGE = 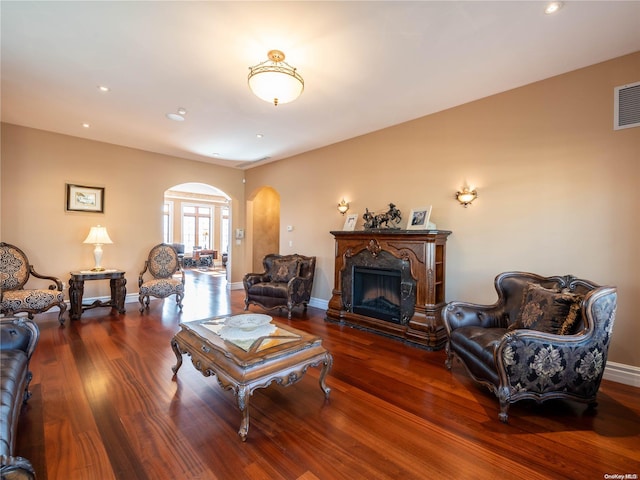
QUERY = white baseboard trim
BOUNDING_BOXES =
[604,361,640,387]
[309,297,328,310]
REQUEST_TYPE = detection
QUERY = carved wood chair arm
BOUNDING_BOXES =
[28,266,63,291]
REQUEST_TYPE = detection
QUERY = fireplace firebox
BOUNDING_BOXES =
[326,229,451,350]
[353,266,401,323]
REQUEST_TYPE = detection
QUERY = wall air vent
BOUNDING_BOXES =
[614,81,640,130]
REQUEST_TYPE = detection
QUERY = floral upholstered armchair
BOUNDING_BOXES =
[243,253,316,319]
[138,243,185,313]
[0,242,67,324]
[442,271,617,423]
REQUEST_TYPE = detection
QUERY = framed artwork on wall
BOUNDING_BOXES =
[407,206,432,230]
[343,213,358,231]
[66,184,105,213]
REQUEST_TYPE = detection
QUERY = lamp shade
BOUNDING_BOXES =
[83,225,113,245]
[248,50,304,106]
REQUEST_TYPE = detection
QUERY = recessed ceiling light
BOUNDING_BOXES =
[97,85,110,92]
[545,2,563,14]
[82,123,90,128]
[256,134,264,139]
[177,107,187,115]
[166,113,185,122]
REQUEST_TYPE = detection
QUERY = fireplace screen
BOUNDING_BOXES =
[341,249,416,325]
[353,266,402,323]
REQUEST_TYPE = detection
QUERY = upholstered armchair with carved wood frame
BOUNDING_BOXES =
[0,242,67,325]
[443,271,617,423]
[243,253,316,320]
[138,243,185,313]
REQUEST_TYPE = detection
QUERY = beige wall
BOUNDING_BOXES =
[245,52,640,367]
[1,125,246,299]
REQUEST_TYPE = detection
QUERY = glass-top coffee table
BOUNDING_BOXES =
[170,315,333,441]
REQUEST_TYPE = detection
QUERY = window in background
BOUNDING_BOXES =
[182,204,212,252]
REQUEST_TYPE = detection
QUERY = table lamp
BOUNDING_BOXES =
[83,225,113,271]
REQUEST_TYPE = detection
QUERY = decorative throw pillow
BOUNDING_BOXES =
[270,258,300,283]
[509,282,583,335]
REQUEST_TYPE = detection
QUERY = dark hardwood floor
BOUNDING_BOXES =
[15,268,640,479]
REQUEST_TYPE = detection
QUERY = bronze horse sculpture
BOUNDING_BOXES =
[363,203,402,229]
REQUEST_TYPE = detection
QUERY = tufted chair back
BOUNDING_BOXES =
[147,244,181,279]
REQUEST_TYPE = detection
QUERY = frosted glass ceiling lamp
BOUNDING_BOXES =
[83,225,113,271]
[248,50,304,106]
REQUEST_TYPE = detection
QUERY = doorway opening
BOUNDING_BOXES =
[164,182,231,272]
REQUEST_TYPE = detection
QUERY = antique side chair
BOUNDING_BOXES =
[138,243,185,313]
[0,242,67,324]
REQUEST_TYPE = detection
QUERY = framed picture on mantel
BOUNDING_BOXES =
[407,206,432,230]
[343,213,358,231]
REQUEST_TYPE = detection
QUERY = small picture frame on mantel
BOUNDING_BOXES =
[343,213,358,231]
[407,206,432,230]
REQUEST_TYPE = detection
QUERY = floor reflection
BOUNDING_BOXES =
[161,268,232,323]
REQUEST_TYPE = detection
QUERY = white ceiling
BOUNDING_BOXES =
[2,1,639,169]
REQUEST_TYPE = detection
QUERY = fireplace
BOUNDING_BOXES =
[327,229,451,350]
[353,266,401,323]
[342,248,416,325]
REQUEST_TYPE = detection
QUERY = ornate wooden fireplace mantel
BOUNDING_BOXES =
[326,229,451,350]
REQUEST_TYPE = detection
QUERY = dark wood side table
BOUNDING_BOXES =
[68,270,127,320]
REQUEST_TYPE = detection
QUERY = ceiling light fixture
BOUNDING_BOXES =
[97,85,110,92]
[544,2,563,14]
[248,50,304,106]
[82,123,90,128]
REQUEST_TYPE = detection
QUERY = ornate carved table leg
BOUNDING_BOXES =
[68,277,84,320]
[235,386,251,442]
[111,277,127,314]
[170,338,183,375]
[319,352,333,398]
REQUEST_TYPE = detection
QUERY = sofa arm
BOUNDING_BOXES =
[243,273,270,289]
[496,329,604,399]
[288,275,313,302]
[0,455,36,480]
[443,301,508,332]
[0,318,39,359]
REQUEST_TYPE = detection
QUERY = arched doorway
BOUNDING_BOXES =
[164,182,231,270]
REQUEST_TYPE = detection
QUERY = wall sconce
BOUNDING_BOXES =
[337,199,350,215]
[455,187,478,207]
